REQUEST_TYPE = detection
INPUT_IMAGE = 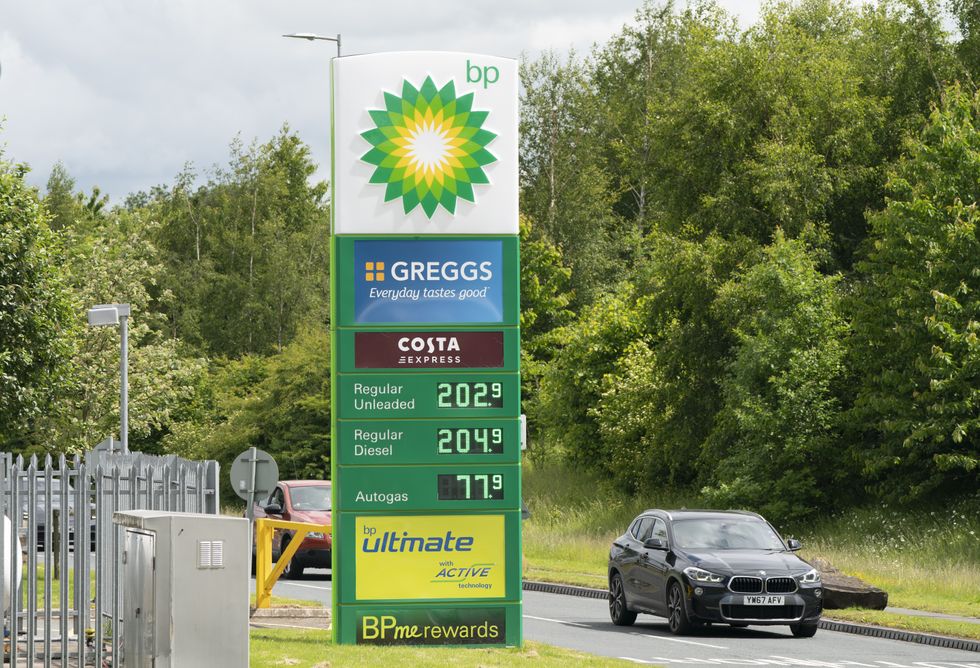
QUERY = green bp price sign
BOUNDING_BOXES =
[331,51,521,648]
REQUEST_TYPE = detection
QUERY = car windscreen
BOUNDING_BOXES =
[671,518,785,550]
[289,485,331,511]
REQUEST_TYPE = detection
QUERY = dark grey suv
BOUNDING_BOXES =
[608,509,822,637]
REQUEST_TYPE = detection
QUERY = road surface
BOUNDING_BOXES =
[255,571,980,667]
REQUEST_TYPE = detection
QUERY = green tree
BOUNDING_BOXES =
[520,51,620,303]
[949,0,980,77]
[593,233,751,490]
[176,325,330,499]
[537,291,642,470]
[850,84,980,502]
[519,216,574,452]
[0,158,77,448]
[591,1,736,231]
[44,162,79,231]
[152,126,329,357]
[36,204,207,454]
[702,231,849,523]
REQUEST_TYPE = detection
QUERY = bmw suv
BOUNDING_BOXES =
[608,509,822,637]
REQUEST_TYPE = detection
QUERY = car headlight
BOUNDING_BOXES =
[308,532,325,540]
[683,566,724,584]
[798,568,820,584]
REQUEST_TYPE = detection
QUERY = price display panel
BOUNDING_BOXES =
[337,465,519,511]
[437,473,505,500]
[338,373,520,419]
[338,419,521,465]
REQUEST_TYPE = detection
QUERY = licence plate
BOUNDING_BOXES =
[743,595,784,605]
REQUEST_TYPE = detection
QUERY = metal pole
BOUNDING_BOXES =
[120,314,129,454]
[246,447,257,560]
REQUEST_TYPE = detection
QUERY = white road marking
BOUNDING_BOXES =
[770,656,849,667]
[628,630,729,649]
[523,614,590,628]
[524,614,727,648]
[279,582,329,591]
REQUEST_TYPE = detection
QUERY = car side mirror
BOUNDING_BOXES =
[786,538,802,551]
[263,503,283,515]
[643,537,668,551]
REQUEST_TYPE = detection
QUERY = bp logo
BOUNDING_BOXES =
[360,76,497,218]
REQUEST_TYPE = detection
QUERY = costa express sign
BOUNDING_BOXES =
[354,331,504,368]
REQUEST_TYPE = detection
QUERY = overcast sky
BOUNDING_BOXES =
[0,1,762,202]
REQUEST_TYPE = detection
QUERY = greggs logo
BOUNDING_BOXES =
[364,261,385,281]
[363,260,493,282]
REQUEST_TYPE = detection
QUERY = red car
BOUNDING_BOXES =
[252,480,332,578]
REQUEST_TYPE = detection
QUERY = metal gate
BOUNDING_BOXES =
[0,450,220,666]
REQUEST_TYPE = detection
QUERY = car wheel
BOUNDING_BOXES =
[790,622,818,638]
[280,536,304,579]
[667,581,694,635]
[608,573,637,626]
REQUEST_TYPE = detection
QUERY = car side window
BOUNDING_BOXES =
[270,487,285,508]
[633,517,655,542]
[651,519,668,541]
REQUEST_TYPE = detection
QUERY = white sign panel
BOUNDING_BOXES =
[332,52,518,235]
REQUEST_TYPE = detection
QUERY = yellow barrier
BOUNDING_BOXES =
[254,518,331,608]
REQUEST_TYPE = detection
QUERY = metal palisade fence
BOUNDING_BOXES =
[0,450,219,666]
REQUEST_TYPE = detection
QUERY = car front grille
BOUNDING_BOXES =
[765,577,797,593]
[722,604,804,621]
[728,576,763,593]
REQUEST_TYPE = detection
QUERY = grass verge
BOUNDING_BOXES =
[249,629,637,667]
[24,565,95,607]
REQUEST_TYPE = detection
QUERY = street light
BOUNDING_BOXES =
[86,303,131,454]
[282,32,342,58]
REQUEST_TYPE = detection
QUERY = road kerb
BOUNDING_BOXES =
[249,606,331,631]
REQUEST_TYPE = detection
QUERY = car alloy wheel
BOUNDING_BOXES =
[667,581,693,635]
[609,573,637,626]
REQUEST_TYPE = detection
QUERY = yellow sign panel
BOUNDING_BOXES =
[355,515,505,600]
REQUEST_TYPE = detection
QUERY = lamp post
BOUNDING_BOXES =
[86,303,131,454]
[282,32,342,58]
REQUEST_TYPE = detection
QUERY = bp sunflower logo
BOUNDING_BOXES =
[359,76,497,218]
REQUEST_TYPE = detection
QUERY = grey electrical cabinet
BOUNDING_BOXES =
[113,510,249,668]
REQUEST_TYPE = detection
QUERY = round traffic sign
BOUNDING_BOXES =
[229,448,279,501]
